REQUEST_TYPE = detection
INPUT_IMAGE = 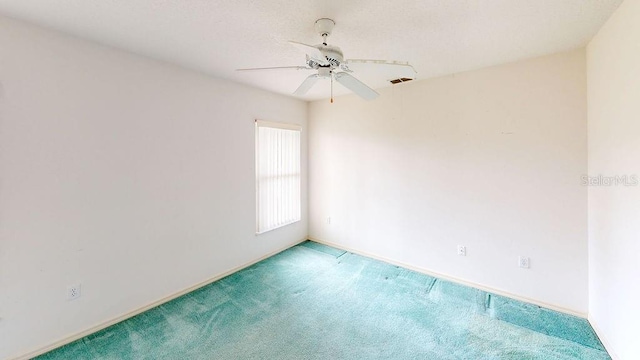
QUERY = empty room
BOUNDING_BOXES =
[0,0,638,359]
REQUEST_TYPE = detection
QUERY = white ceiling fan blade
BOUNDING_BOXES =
[343,59,417,80]
[334,72,379,100]
[236,66,313,72]
[288,41,329,66]
[294,74,320,95]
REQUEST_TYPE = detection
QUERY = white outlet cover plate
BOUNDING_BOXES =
[457,245,466,256]
[518,256,530,269]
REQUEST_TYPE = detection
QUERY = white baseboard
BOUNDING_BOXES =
[308,237,587,319]
[588,315,620,360]
[14,237,593,360]
[11,238,307,360]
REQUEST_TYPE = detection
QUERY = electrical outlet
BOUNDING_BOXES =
[518,256,530,269]
[457,245,467,256]
[67,284,81,300]
[326,217,331,225]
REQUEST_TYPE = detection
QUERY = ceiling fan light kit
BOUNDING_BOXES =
[237,18,417,102]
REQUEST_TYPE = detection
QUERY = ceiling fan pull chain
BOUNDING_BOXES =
[331,72,334,103]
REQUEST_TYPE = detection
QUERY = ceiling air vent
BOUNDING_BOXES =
[389,78,414,84]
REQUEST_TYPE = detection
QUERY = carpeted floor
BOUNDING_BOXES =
[37,241,610,359]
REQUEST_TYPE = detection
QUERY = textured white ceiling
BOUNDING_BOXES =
[0,0,622,100]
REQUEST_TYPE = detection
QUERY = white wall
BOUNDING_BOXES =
[587,0,640,358]
[0,16,307,359]
[309,49,588,314]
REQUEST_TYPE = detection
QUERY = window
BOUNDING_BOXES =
[255,120,301,234]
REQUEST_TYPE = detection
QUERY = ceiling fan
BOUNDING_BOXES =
[237,18,417,102]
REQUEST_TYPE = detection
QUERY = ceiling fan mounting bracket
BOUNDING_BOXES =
[315,18,335,38]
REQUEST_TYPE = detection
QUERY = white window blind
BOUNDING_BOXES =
[256,120,301,234]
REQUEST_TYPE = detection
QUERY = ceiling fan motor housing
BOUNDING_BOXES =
[307,44,343,69]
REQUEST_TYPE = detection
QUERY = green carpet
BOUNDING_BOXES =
[36,241,609,359]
